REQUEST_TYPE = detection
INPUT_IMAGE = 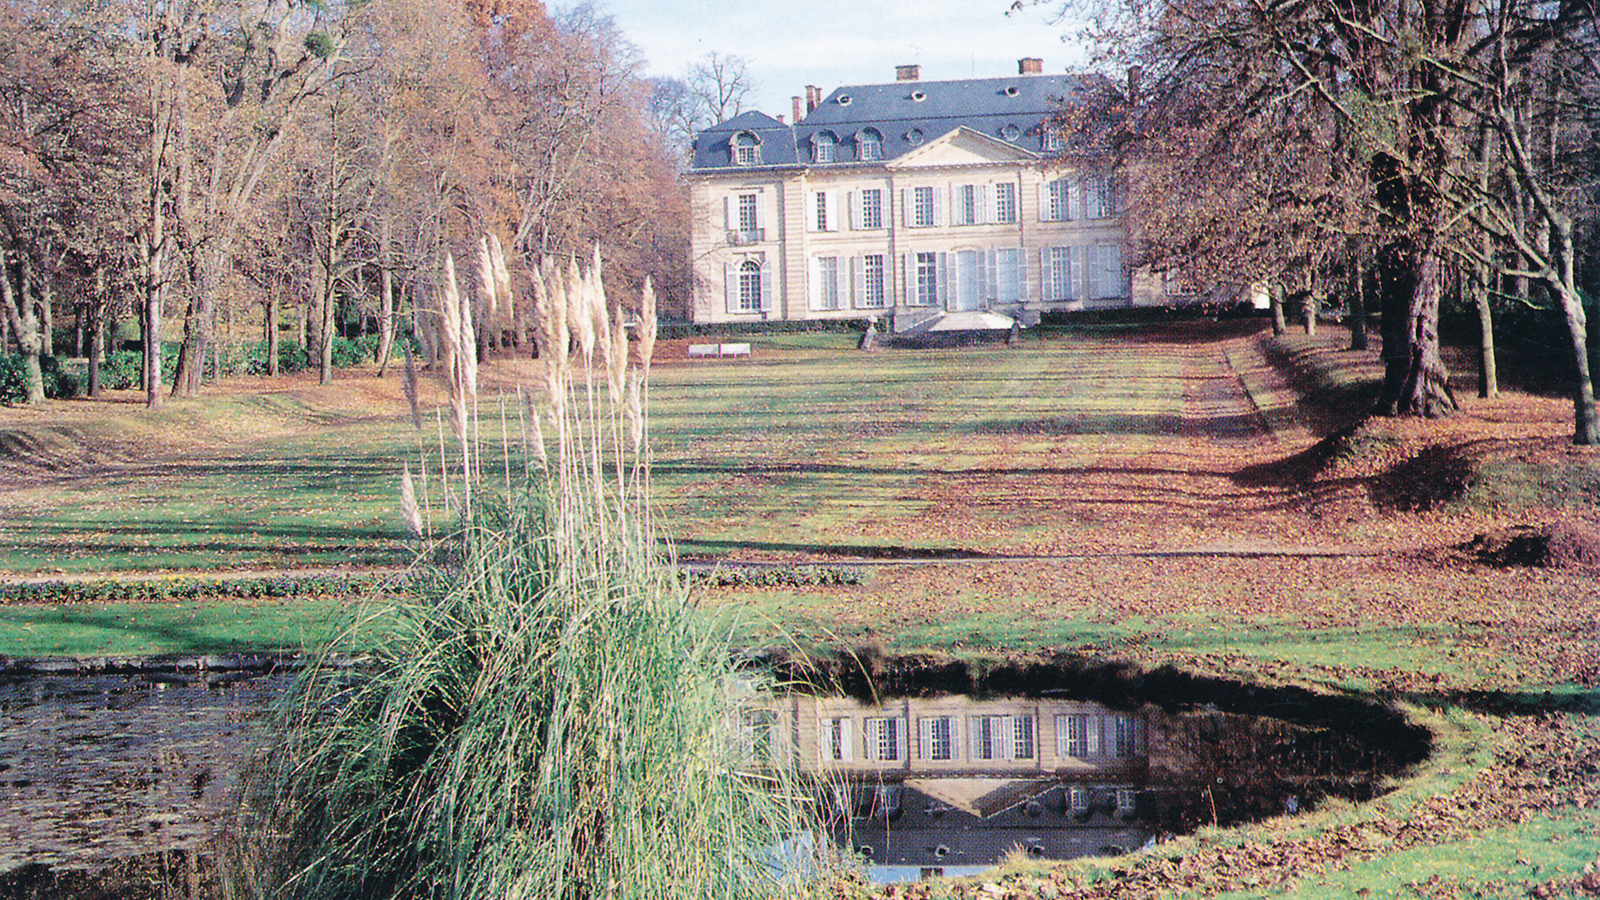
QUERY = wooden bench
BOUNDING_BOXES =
[687,343,719,358]
[718,342,751,357]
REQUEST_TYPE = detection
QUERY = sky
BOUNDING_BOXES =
[587,0,1092,122]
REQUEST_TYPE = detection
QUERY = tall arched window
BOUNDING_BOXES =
[856,128,883,162]
[732,132,761,166]
[812,131,836,164]
[738,260,763,311]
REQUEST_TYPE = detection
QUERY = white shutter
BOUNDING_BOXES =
[848,191,861,230]
[1085,244,1100,299]
[1087,715,1101,754]
[1085,177,1103,220]
[850,256,864,308]
[824,191,839,232]
[723,195,733,231]
[724,264,738,314]
[933,187,946,227]
[1040,248,1053,301]
[841,718,854,761]
[901,189,911,227]
[1016,248,1028,302]
[806,192,819,233]
[983,250,997,302]
[758,190,771,233]
[1038,182,1051,222]
[937,252,950,309]
[1102,243,1123,297]
[902,253,912,305]
[808,257,820,309]
[759,258,774,311]
[1066,179,1079,222]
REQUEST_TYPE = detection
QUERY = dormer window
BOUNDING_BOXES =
[1042,128,1064,153]
[1000,123,1021,142]
[812,131,837,164]
[906,128,924,146]
[837,94,853,106]
[856,128,883,162]
[910,90,927,102]
[732,131,761,166]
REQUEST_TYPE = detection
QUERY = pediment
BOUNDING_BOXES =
[887,126,1039,169]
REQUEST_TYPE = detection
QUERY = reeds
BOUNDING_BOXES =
[226,247,816,900]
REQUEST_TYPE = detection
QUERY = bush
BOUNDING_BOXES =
[329,336,369,369]
[0,354,83,403]
[244,341,310,376]
[657,316,886,341]
[98,351,143,390]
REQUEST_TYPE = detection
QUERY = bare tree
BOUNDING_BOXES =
[687,51,752,127]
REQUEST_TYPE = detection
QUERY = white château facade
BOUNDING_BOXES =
[688,61,1169,329]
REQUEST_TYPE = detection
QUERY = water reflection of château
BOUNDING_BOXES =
[749,695,1153,882]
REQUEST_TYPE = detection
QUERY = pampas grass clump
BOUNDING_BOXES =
[227,249,812,900]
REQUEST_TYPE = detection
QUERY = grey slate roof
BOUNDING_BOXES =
[692,72,1101,171]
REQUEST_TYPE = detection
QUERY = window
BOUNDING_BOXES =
[1111,715,1142,758]
[1044,246,1075,301]
[1045,178,1074,222]
[732,132,760,166]
[863,717,905,762]
[812,131,836,164]
[914,252,940,306]
[1000,123,1021,142]
[1089,243,1124,300]
[993,182,1017,224]
[907,128,925,145]
[1057,713,1099,757]
[1042,128,1063,153]
[820,717,852,762]
[812,256,841,311]
[952,250,980,311]
[953,184,980,226]
[921,715,956,760]
[738,194,758,232]
[813,191,832,232]
[743,709,776,760]
[737,260,762,312]
[858,189,883,229]
[1069,786,1091,813]
[911,186,936,228]
[969,715,1035,760]
[857,129,882,161]
[994,248,1021,304]
[855,254,887,308]
[1014,715,1036,759]
[1116,787,1138,813]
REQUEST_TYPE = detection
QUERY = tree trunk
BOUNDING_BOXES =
[1375,239,1455,417]
[1348,246,1369,351]
[1474,241,1498,400]
[87,296,103,397]
[1550,220,1597,445]
[2,254,46,405]
[1269,284,1287,335]
[376,217,396,375]
[267,295,279,377]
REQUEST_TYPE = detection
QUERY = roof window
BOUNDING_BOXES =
[911,90,927,102]
[837,94,853,106]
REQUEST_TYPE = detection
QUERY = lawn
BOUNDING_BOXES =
[1,320,1597,899]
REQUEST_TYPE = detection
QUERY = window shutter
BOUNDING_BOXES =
[901,189,911,227]
[818,720,831,762]
[724,264,738,314]
[823,191,839,232]
[936,252,950,309]
[759,258,774,311]
[808,257,820,309]
[902,253,912,305]
[1038,183,1051,222]
[1016,248,1028,302]
[850,256,865,308]
[758,190,771,232]
[933,187,946,227]
[1085,244,1099,299]
[806,192,819,233]
[1102,243,1123,297]
[1040,248,1053,300]
[1085,177,1103,220]
[847,191,860,230]
[841,718,854,761]
[1087,715,1101,754]
[723,196,733,232]
[983,250,997,302]
[968,718,982,759]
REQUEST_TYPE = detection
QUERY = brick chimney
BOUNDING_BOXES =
[896,64,921,81]
[793,95,804,122]
[805,85,821,113]
[1019,57,1043,75]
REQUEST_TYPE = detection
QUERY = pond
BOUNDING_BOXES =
[0,660,1429,895]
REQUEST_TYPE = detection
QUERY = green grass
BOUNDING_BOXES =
[0,597,373,656]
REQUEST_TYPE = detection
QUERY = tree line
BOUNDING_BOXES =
[1054,0,1600,443]
[0,0,699,407]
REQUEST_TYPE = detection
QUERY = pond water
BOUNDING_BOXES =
[0,667,1421,893]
